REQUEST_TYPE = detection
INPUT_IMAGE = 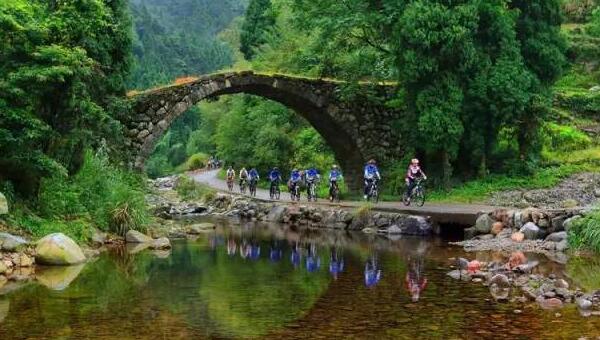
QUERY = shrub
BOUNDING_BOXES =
[561,0,599,23]
[543,122,592,151]
[175,175,216,202]
[569,208,600,252]
[184,153,209,171]
[37,150,149,237]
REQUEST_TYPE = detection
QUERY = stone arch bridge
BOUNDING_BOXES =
[124,71,403,192]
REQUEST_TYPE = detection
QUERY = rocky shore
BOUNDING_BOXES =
[446,253,600,316]
[454,207,582,256]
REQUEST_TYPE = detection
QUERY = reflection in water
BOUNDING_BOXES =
[291,242,301,268]
[405,257,427,302]
[305,243,321,273]
[329,247,344,280]
[1,220,600,339]
[364,253,382,288]
[269,240,283,262]
[35,264,86,291]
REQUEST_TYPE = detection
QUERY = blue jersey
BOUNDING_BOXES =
[306,168,319,181]
[269,169,281,182]
[364,164,380,179]
[249,169,259,180]
[329,169,342,181]
[269,248,282,262]
[290,170,301,182]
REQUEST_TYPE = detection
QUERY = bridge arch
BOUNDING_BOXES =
[125,71,400,192]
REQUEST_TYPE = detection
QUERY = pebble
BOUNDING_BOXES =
[513,309,522,314]
[472,278,483,283]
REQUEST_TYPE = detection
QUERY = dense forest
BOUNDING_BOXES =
[1,0,600,246]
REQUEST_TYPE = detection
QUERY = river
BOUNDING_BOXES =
[1,218,599,339]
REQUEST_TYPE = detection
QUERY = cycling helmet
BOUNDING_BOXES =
[274,167,279,170]
[293,168,298,172]
[368,159,376,164]
[332,165,338,169]
[411,158,419,164]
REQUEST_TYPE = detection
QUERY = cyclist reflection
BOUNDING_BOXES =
[329,247,344,280]
[364,253,382,288]
[291,242,301,268]
[406,257,428,302]
[305,243,321,273]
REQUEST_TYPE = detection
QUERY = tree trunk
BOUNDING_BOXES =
[442,150,452,190]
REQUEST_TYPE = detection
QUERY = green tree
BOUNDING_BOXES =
[240,0,276,60]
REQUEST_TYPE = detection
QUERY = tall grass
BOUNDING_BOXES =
[26,150,150,239]
[176,175,216,202]
[569,208,600,252]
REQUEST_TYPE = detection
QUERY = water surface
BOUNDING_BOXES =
[1,220,600,339]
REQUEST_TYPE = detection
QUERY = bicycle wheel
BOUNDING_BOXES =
[334,188,340,203]
[276,188,280,200]
[373,189,379,204]
[415,188,426,207]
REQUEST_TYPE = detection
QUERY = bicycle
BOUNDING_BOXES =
[365,178,379,203]
[307,179,318,202]
[269,181,281,200]
[239,178,247,194]
[403,178,426,207]
[227,177,234,192]
[249,179,257,197]
[330,181,340,203]
[290,182,301,201]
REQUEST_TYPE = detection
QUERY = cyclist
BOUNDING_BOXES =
[249,167,260,182]
[289,168,302,198]
[239,166,249,185]
[328,165,342,201]
[268,167,282,196]
[226,166,235,190]
[226,166,235,179]
[405,158,427,202]
[363,159,381,200]
[305,167,320,198]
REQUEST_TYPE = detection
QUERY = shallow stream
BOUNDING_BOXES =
[1,219,600,339]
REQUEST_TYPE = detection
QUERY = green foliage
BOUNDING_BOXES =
[543,122,592,151]
[184,153,210,171]
[175,175,216,202]
[569,208,600,252]
[588,7,600,36]
[240,0,276,60]
[0,0,132,196]
[36,150,149,237]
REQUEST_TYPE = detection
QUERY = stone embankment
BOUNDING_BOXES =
[454,207,582,257]
[148,182,435,236]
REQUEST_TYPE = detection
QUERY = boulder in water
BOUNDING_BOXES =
[125,230,153,243]
[390,216,432,236]
[150,237,171,250]
[35,233,86,265]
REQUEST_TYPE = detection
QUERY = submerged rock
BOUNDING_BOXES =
[35,233,86,265]
[187,223,216,234]
[266,206,287,223]
[125,230,153,243]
